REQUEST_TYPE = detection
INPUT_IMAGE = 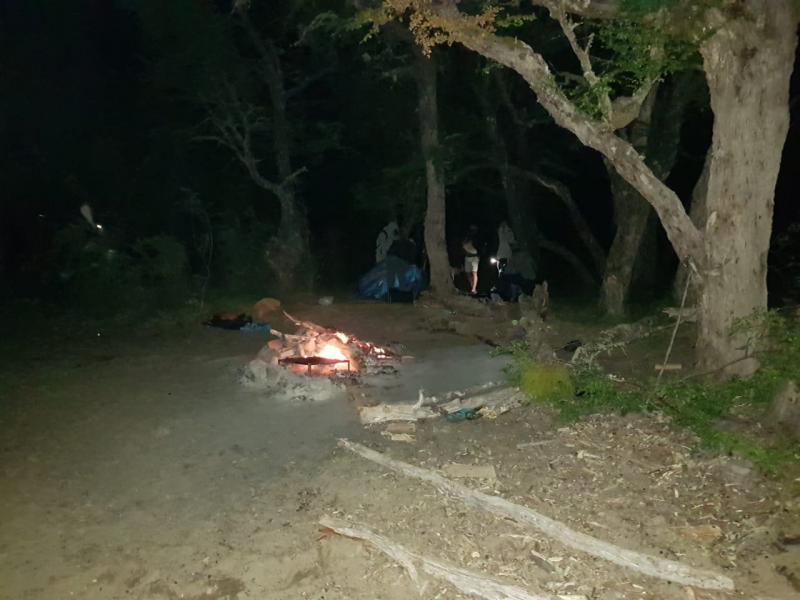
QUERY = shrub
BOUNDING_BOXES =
[519,362,575,405]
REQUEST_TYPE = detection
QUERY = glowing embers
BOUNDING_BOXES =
[279,340,352,374]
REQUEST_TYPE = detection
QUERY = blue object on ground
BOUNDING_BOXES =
[445,408,481,422]
[358,256,425,301]
[240,322,270,333]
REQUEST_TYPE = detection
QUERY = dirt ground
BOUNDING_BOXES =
[1,299,798,599]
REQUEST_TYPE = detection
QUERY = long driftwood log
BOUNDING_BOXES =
[338,439,734,591]
[358,384,523,425]
[319,516,559,600]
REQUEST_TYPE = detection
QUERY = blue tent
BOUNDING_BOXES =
[358,256,425,301]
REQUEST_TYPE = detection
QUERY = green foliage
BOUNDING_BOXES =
[596,19,699,93]
[51,226,194,315]
[620,0,680,14]
[497,313,800,476]
[519,362,575,405]
[52,225,143,315]
[493,342,575,405]
[558,8,701,120]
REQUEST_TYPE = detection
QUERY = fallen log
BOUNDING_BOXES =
[337,439,734,591]
[319,516,558,600]
[358,386,523,425]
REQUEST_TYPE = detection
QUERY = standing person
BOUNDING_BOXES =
[496,221,515,262]
[463,225,480,295]
[375,220,399,264]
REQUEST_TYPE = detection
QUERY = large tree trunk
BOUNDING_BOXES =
[600,87,658,315]
[413,47,451,296]
[601,167,652,316]
[240,14,312,292]
[601,75,697,315]
[695,2,798,376]
[261,40,312,292]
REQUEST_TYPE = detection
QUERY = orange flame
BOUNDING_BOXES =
[317,343,349,367]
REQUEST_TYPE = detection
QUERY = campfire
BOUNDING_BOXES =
[264,312,399,377]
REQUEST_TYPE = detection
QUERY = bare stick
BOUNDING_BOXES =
[320,516,557,600]
[338,440,734,591]
[657,269,692,385]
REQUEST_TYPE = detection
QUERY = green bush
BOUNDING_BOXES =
[496,312,800,476]
[51,226,193,315]
[52,224,145,315]
[519,362,575,405]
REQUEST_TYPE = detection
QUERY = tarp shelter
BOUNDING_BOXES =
[358,256,425,301]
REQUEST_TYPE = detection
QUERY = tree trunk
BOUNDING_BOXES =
[413,47,451,296]
[240,14,312,292]
[601,166,652,316]
[673,151,711,304]
[600,87,658,315]
[601,73,701,315]
[695,1,798,376]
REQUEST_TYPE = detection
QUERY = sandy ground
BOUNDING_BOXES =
[0,300,798,599]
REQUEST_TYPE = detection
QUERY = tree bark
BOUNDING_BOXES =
[600,86,658,315]
[695,1,798,376]
[601,75,697,316]
[601,166,652,316]
[239,13,312,291]
[673,151,711,304]
[413,47,451,296]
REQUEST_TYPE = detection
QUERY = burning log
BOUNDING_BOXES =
[254,313,401,378]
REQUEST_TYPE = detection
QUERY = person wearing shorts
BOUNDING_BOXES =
[463,236,479,294]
